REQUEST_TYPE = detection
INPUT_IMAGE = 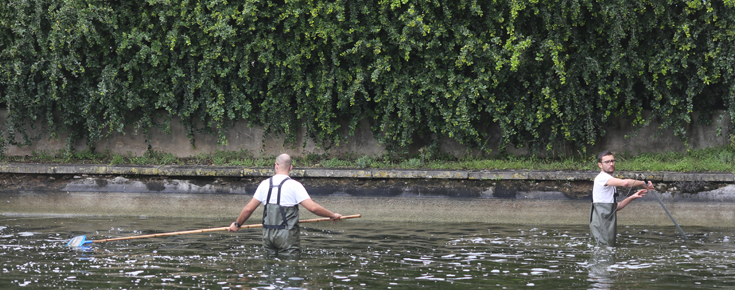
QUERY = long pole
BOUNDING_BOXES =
[649,190,688,240]
[91,214,362,243]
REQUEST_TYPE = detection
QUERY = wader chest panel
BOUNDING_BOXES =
[589,185,618,247]
[261,177,301,257]
[589,203,617,247]
[262,177,298,230]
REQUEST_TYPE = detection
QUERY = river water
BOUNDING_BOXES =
[0,215,733,289]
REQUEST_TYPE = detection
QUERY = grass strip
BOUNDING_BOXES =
[2,144,734,173]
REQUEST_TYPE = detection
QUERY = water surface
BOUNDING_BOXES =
[0,215,733,289]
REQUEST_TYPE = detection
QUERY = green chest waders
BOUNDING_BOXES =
[589,203,617,247]
[262,177,301,257]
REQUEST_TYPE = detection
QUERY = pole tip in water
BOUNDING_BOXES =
[67,235,90,247]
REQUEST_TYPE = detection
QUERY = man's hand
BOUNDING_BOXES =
[617,189,647,211]
[630,189,647,199]
[643,181,654,190]
[330,213,342,224]
[228,222,240,232]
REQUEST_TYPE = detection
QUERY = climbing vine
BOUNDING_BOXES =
[1,0,734,154]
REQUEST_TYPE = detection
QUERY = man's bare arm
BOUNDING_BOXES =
[617,189,647,211]
[606,178,653,189]
[229,198,261,231]
[300,199,342,222]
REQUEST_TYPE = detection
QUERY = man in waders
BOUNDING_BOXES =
[228,153,342,257]
[590,150,652,246]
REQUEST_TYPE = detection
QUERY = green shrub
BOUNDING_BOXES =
[717,151,735,164]
[355,155,373,169]
[321,158,349,168]
[155,152,179,165]
[253,155,275,167]
[110,154,126,165]
[229,158,254,167]
[1,0,733,155]
[402,158,422,168]
[31,150,53,162]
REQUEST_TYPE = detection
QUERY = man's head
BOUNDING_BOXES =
[275,153,293,174]
[597,150,615,174]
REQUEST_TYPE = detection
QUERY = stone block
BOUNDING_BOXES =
[469,171,527,180]
[556,171,597,181]
[612,171,664,181]
[242,168,275,177]
[304,169,372,178]
[695,173,735,182]
[371,169,466,179]
[663,172,735,182]
[526,171,593,180]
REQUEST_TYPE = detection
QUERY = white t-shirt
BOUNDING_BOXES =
[253,174,311,207]
[593,172,616,203]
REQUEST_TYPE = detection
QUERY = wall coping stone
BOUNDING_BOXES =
[0,163,732,182]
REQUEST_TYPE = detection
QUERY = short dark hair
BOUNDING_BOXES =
[597,150,614,163]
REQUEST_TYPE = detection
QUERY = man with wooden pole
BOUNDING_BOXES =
[229,153,342,257]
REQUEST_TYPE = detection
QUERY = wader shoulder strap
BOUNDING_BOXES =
[589,203,595,223]
[614,186,618,200]
[263,177,292,230]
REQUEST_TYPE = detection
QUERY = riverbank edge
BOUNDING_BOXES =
[3,163,735,225]
[1,163,733,182]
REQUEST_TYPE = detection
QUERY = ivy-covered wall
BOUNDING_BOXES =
[1,0,734,155]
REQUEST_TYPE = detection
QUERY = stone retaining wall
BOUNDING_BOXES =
[1,164,733,225]
[1,163,733,182]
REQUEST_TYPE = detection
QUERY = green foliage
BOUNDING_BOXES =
[72,149,107,163]
[1,0,734,155]
[716,150,734,163]
[120,150,178,165]
[31,150,54,162]
[297,153,323,167]
[110,153,125,165]
[402,158,422,168]
[251,155,275,167]
[321,157,350,168]
[211,150,240,165]
[229,158,254,167]
[355,155,373,168]
[191,149,253,165]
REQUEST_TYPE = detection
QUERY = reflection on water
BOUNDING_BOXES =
[0,216,733,289]
[587,249,616,289]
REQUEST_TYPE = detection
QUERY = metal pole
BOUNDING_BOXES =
[649,189,688,240]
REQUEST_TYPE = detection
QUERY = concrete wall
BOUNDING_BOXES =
[2,111,386,158]
[2,109,731,157]
[595,111,732,154]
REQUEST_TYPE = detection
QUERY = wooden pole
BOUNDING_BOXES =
[91,214,361,243]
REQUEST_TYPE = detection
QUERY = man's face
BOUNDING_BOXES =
[598,155,615,174]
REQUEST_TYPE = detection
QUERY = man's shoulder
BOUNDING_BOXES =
[595,172,613,181]
[268,174,293,182]
[284,178,304,187]
[258,176,273,185]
